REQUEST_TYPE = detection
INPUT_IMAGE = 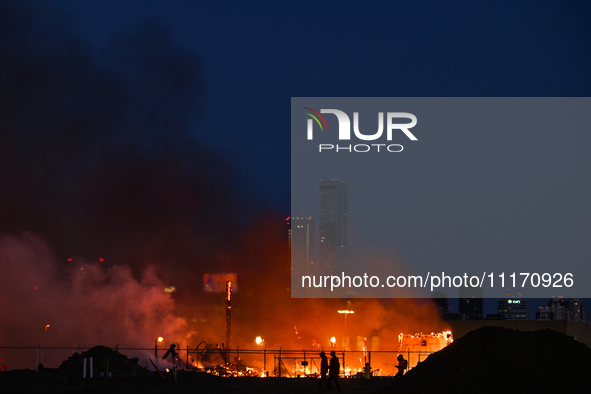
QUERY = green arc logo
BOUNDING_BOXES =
[302,107,329,131]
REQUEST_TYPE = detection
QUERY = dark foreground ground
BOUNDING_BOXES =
[0,370,394,394]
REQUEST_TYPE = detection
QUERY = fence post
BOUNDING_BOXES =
[36,346,40,372]
[303,350,306,376]
[155,341,158,369]
[264,345,266,377]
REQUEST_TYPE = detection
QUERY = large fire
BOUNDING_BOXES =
[0,222,449,374]
[182,329,453,377]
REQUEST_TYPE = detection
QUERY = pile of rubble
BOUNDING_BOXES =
[385,326,591,393]
[58,346,149,379]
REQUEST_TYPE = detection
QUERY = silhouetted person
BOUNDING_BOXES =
[319,351,329,390]
[328,350,341,391]
[395,354,407,377]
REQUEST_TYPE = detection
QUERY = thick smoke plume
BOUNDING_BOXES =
[0,233,187,368]
[0,1,444,372]
[0,0,239,367]
[0,1,239,269]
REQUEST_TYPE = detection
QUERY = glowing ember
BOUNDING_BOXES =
[163,286,176,294]
[441,330,454,344]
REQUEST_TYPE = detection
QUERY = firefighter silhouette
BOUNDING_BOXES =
[319,351,329,390]
[328,350,341,391]
[395,354,407,377]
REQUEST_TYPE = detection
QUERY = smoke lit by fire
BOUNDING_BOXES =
[0,227,448,374]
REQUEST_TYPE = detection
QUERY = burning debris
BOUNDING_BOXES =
[191,340,224,371]
[188,340,258,377]
[226,280,232,351]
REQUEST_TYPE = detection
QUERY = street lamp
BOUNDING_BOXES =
[155,337,164,368]
[255,336,267,377]
[337,310,354,350]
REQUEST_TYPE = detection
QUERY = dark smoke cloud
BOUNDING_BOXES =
[0,0,246,365]
[0,1,240,269]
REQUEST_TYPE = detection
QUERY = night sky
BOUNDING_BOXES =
[2,0,591,318]
[47,0,591,211]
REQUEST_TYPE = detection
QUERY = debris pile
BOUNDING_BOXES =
[58,346,149,379]
[384,326,591,394]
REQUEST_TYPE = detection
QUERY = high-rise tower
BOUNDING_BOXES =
[459,285,483,320]
[498,298,530,320]
[319,179,348,271]
[290,216,316,267]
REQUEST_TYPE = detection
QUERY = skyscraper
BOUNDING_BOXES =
[498,298,530,320]
[458,286,483,320]
[319,179,348,272]
[432,291,452,318]
[564,298,588,322]
[290,216,316,274]
[536,298,589,322]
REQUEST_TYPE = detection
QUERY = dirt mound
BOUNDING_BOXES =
[380,326,591,394]
[58,346,149,379]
